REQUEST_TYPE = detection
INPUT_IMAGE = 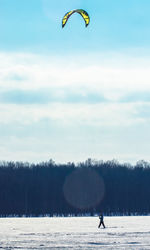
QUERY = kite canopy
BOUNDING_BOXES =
[62,9,90,28]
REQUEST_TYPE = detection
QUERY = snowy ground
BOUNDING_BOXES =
[0,216,150,249]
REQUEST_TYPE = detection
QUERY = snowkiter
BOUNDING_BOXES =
[98,213,105,228]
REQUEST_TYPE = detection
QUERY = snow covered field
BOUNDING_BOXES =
[0,216,150,249]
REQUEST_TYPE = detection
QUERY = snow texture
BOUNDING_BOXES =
[0,216,150,249]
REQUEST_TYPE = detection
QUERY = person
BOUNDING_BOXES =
[98,213,105,228]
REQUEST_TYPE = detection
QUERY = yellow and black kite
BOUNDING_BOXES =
[62,9,90,28]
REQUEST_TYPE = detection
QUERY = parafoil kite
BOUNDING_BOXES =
[62,9,90,28]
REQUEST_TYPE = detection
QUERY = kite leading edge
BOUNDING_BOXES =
[62,9,90,28]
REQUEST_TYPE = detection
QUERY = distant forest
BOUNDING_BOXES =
[0,159,150,217]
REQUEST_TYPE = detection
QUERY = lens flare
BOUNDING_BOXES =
[63,168,105,210]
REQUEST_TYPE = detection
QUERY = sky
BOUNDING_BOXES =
[0,0,150,164]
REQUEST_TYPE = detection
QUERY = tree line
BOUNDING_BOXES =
[0,159,150,216]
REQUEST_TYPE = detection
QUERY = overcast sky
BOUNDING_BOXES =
[0,0,150,164]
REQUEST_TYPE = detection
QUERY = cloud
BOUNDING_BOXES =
[1,51,150,93]
[121,92,150,103]
[0,51,150,126]
[0,51,150,163]
[0,102,147,128]
[0,88,106,104]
